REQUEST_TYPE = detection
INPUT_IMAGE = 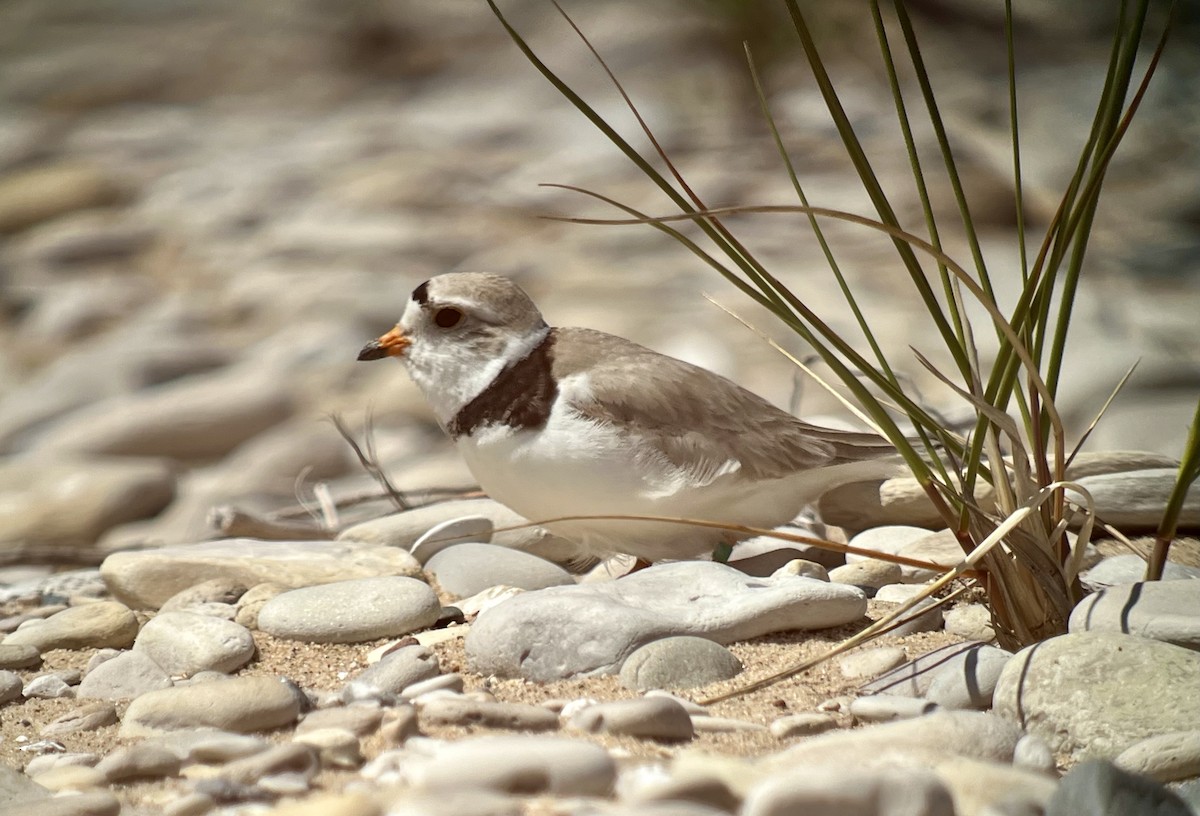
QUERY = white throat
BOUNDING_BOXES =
[404,324,551,429]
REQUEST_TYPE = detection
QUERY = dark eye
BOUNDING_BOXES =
[433,307,464,329]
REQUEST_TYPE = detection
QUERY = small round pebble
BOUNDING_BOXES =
[95,742,182,782]
[569,697,695,741]
[0,669,22,703]
[769,712,838,739]
[134,612,256,675]
[411,735,617,796]
[24,673,75,699]
[828,559,903,589]
[120,676,302,737]
[0,642,42,669]
[424,542,575,597]
[342,644,441,704]
[619,636,743,691]
[78,650,172,700]
[838,646,907,679]
[257,576,440,643]
[2,601,138,651]
[42,702,118,736]
[849,695,939,722]
[418,696,560,731]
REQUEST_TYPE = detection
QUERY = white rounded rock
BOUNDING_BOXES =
[134,612,255,676]
[257,576,439,643]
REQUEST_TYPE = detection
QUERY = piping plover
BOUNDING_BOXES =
[358,272,900,563]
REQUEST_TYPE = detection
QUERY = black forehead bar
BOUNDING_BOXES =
[412,280,430,305]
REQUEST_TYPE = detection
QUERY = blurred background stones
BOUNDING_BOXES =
[0,0,1197,563]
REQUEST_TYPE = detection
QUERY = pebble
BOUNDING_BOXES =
[95,742,182,782]
[770,559,829,581]
[838,646,907,679]
[338,498,588,567]
[292,727,364,769]
[629,775,740,813]
[41,702,118,736]
[923,645,1013,710]
[33,368,294,461]
[943,603,996,641]
[2,601,138,651]
[569,697,695,741]
[767,711,1022,770]
[690,716,767,734]
[380,705,420,745]
[77,650,172,700]
[1013,733,1056,773]
[468,562,867,680]
[295,704,384,737]
[727,536,845,575]
[873,583,929,603]
[24,674,76,699]
[425,543,576,597]
[102,537,425,610]
[993,632,1200,761]
[29,763,106,792]
[409,515,495,563]
[133,612,255,675]
[619,636,743,691]
[257,576,440,643]
[1079,554,1200,591]
[1070,468,1200,530]
[768,712,838,738]
[158,578,248,612]
[400,672,465,701]
[0,642,42,669]
[743,768,954,816]
[120,676,302,737]
[828,559,903,588]
[418,696,560,731]
[219,742,320,786]
[1069,579,1200,649]
[0,669,22,703]
[877,596,944,636]
[406,735,617,796]
[861,641,985,698]
[850,695,939,722]
[341,644,440,703]
[934,757,1058,815]
[147,730,269,764]
[1114,730,1200,783]
[1047,759,1193,816]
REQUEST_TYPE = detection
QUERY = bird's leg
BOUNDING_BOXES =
[711,532,738,564]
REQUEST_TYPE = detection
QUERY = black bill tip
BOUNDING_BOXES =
[357,341,387,361]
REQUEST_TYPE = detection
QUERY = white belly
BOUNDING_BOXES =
[455,405,808,562]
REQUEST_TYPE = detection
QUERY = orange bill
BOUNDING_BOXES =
[357,325,411,361]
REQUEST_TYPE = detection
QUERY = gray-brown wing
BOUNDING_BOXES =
[550,327,895,484]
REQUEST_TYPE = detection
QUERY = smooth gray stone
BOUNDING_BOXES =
[1047,760,1192,816]
[1080,555,1200,592]
[219,742,319,786]
[829,559,903,589]
[410,735,616,796]
[924,645,1013,710]
[728,536,846,574]
[838,646,907,680]
[341,644,440,703]
[0,642,42,669]
[418,696,560,731]
[0,669,21,703]
[1114,730,1200,783]
[400,672,465,701]
[619,636,742,691]
[882,596,944,636]
[95,742,181,782]
[860,642,987,698]
[142,730,269,764]
[134,612,255,675]
[768,711,1023,770]
[41,702,117,736]
[257,575,440,643]
[850,695,938,722]
[425,543,574,598]
[78,650,172,700]
[100,538,422,609]
[569,697,694,741]
[1070,579,1200,650]
[468,562,867,680]
[743,768,954,816]
[295,704,384,737]
[2,601,138,651]
[337,497,589,567]
[1070,469,1200,531]
[120,676,302,737]
[993,632,1200,762]
[0,762,50,805]
[23,674,75,699]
